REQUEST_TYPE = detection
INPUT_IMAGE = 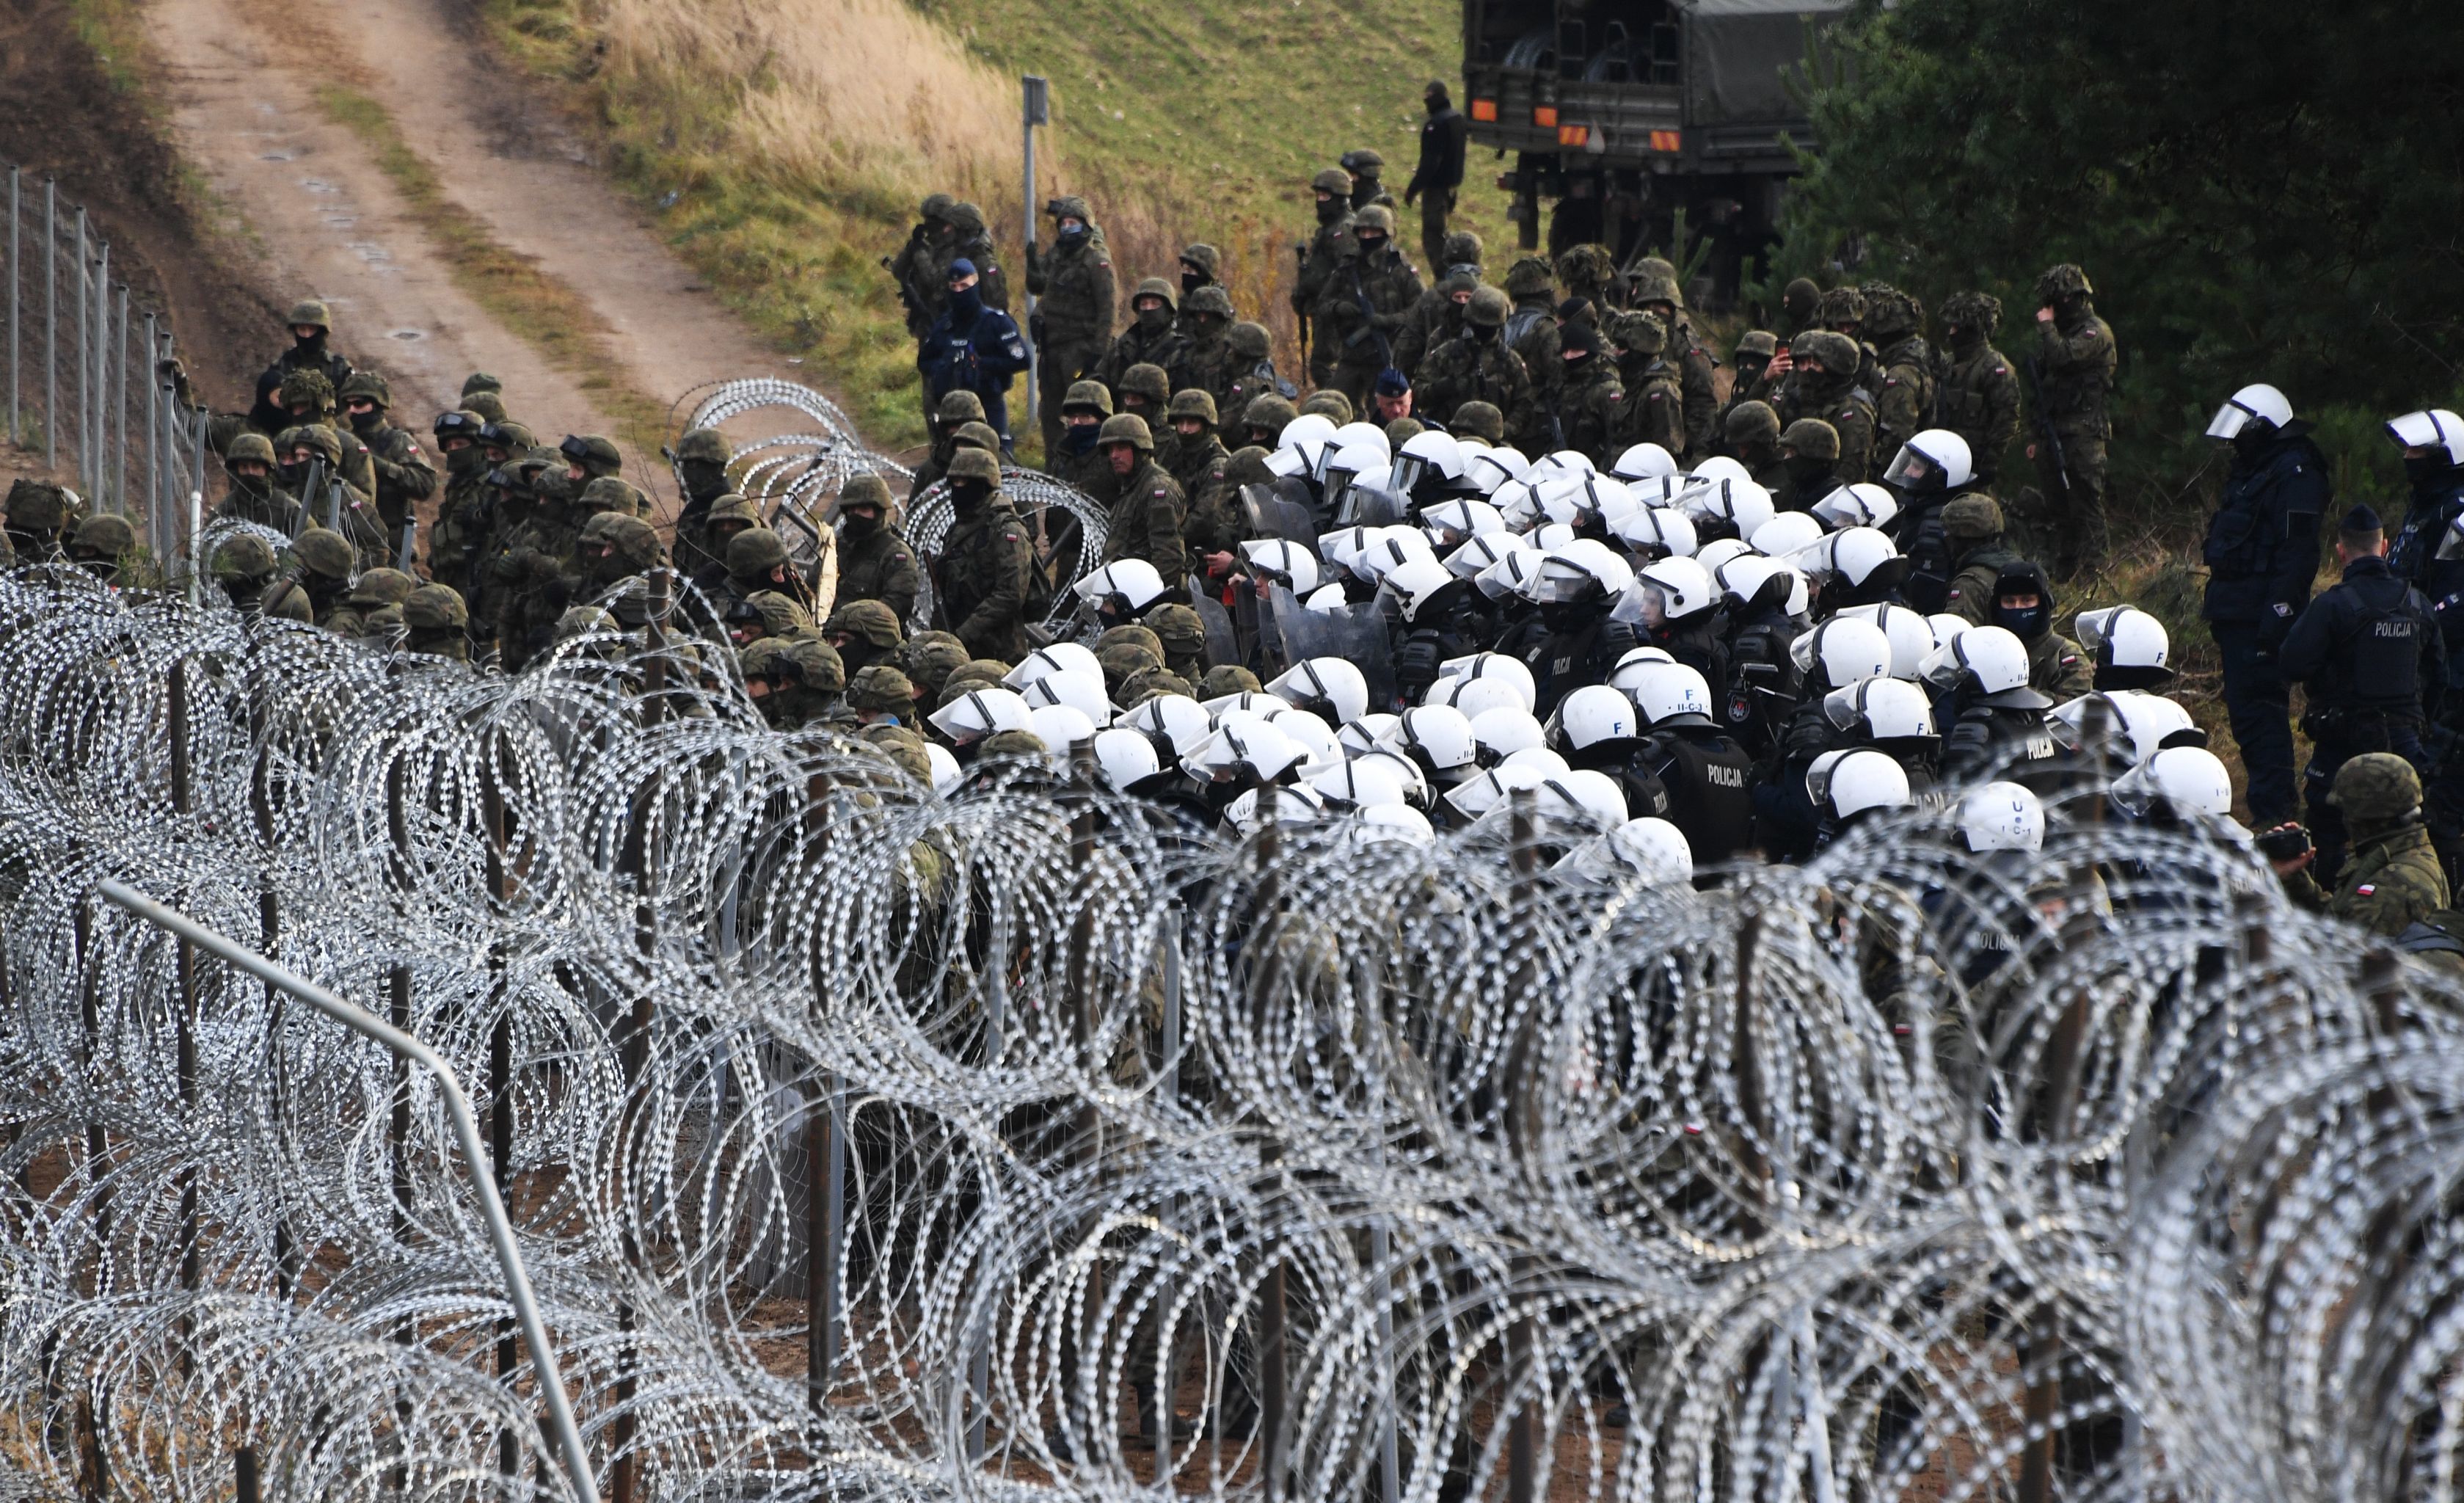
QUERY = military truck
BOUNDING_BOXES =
[1461,0,1847,302]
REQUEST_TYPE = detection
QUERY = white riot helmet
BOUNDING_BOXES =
[1636,556,1718,623]
[2112,745,2234,819]
[1266,657,1371,724]
[1679,476,1777,539]
[1446,531,1532,581]
[1091,727,1164,792]
[1352,747,1430,809]
[1437,651,1538,711]
[1277,412,1339,454]
[1789,616,1894,688]
[1525,541,1636,605]
[929,686,1035,746]
[1713,554,1809,617]
[1537,448,1598,476]
[1470,706,1548,765]
[1421,497,1504,545]
[1303,582,1352,611]
[1832,601,1935,679]
[1183,720,1306,783]
[1319,525,1378,575]
[1500,746,1570,779]
[1242,538,1323,594]
[2072,605,2173,686]
[1628,662,1716,728]
[1027,703,1098,765]
[1557,816,1694,885]
[1611,443,1680,482]
[1532,769,1628,829]
[1694,537,1755,575]
[1269,707,1345,771]
[1958,781,2046,854]
[1549,683,1642,752]
[1462,447,1529,495]
[1354,528,1437,583]
[1611,506,1699,559]
[1390,429,1468,494]
[1338,713,1403,757]
[1115,691,1215,757]
[1020,669,1112,724]
[2205,383,2292,440]
[2388,409,2464,467]
[1920,624,2036,698]
[925,741,963,794]
[1880,429,1974,492]
[1307,756,1412,811]
[1226,783,1325,832]
[1005,641,1102,689]
[1474,548,1548,601]
[1074,558,1168,613]
[1805,528,1908,594]
[1807,747,1911,820]
[1749,512,1826,558]
[1443,762,1547,820]
[1926,614,1973,652]
[1688,456,1752,487]
[1606,644,1678,693]
[1322,439,1389,506]
[1426,674,1523,721]
[1380,704,1481,783]
[1810,481,1900,532]
[1821,677,1938,746]
[1493,477,1552,530]
[1355,803,1435,846]
[2050,691,2206,763]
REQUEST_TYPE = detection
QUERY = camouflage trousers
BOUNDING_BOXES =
[2032,434,2107,579]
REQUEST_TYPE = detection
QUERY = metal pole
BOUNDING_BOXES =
[8,167,18,448]
[145,317,158,544]
[117,285,131,514]
[44,181,56,472]
[1021,76,1047,439]
[95,879,600,1503]
[187,490,202,608]
[77,227,91,494]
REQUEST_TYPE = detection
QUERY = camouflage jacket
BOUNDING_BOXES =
[1171,329,1237,407]
[2027,628,2093,699]
[1418,333,1537,449]
[1389,285,1463,378]
[1098,458,1188,584]
[1314,244,1424,368]
[355,420,438,533]
[1027,232,1116,349]
[1936,337,2022,484]
[1164,432,1231,504]
[1670,316,1719,456]
[2035,310,2116,440]
[1554,360,1625,468]
[1097,321,1188,393]
[836,524,920,628]
[1613,356,1685,459]
[2286,818,2449,936]
[1293,211,1357,316]
[1941,542,2021,625]
[1873,336,1937,468]
[936,499,1032,662]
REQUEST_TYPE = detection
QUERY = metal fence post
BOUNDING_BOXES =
[74,219,88,492]
[116,285,130,514]
[8,167,18,447]
[144,314,158,542]
[44,181,56,472]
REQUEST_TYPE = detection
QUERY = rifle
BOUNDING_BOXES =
[294,457,324,538]
[881,252,932,327]
[2022,354,2072,508]
[396,519,418,574]
[1294,244,1312,370]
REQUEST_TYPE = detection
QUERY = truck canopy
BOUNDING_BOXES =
[1679,0,1850,126]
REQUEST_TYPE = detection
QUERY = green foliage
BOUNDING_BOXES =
[1779,0,2464,528]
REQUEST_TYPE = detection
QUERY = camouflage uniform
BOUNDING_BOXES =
[1933,291,2022,489]
[1172,243,1222,339]
[1313,205,1424,410]
[1939,496,2022,627]
[489,478,585,671]
[941,201,1010,311]
[2282,755,2450,936]
[2029,263,2117,576]
[214,433,306,535]
[1606,312,1685,460]
[1162,390,1231,501]
[429,410,496,592]
[1551,328,1625,468]
[1778,332,1877,484]
[1293,167,1358,389]
[337,372,437,539]
[1216,324,1293,440]
[1026,196,1117,456]
[831,473,920,627]
[890,193,955,338]
[932,449,1033,662]
[1501,258,1561,429]
[1392,230,1479,378]
[1419,288,1537,449]
[1094,415,1188,584]
[1861,287,1936,470]
[324,566,416,640]
[1187,445,1270,569]
[908,389,985,502]
[1170,286,1238,401]
[1098,279,1189,397]
[276,423,389,564]
[1716,331,1781,446]
[1636,274,1719,457]
[1049,380,1118,499]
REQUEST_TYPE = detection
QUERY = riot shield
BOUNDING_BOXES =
[1262,584,1396,713]
[1242,481,1319,546]
[1334,482,1408,530]
[1190,592,1242,670]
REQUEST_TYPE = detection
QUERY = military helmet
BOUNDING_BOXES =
[294,525,356,578]
[1228,321,1273,360]
[214,533,279,582]
[1438,268,1478,297]
[1502,257,1554,297]
[1814,286,1867,326]
[1354,204,1397,236]
[942,660,1012,701]
[946,447,1003,486]
[435,410,486,444]
[1634,274,1684,312]
[1061,379,1114,418]
[1198,663,1262,698]
[1939,291,2004,332]
[826,597,905,648]
[1185,285,1234,320]
[978,728,1048,761]
[599,512,665,568]
[264,584,315,623]
[904,629,965,666]
[1941,493,2005,540]
[338,371,391,408]
[482,420,535,453]
[403,583,469,632]
[1048,194,1093,223]
[1119,363,1171,407]
[1096,623,1164,659]
[1735,330,1779,360]
[575,475,642,516]
[837,473,894,516]
[1344,147,1386,172]
[278,367,336,411]
[674,427,729,464]
[1310,167,1352,195]
[1098,412,1155,452]
[919,192,956,222]
[862,724,933,782]
[781,638,847,693]
[462,371,503,399]
[905,636,972,694]
[1724,400,1782,445]
[1179,241,1222,277]
[944,200,986,234]
[462,391,509,425]
[746,589,812,638]
[1145,603,1206,655]
[279,424,343,465]
[1798,330,1862,377]
[934,388,988,425]
[1860,285,1922,343]
[846,663,916,713]
[738,636,790,683]
[1466,285,1512,329]
[1556,242,1614,291]
[1443,230,1483,267]
[362,603,406,636]
[2330,752,2422,821]
[1609,310,1667,355]
[728,526,790,575]
[1781,418,1841,462]
[1131,276,1178,311]
[348,567,417,608]
[1121,666,1195,705]
[2036,263,2094,302]
[225,432,278,467]
[1451,400,1506,444]
[69,513,134,557]
[564,433,624,476]
[1242,393,1298,437]
[285,299,332,330]
[950,421,1001,454]
[706,492,762,529]
[1167,389,1219,426]
[1098,641,1163,688]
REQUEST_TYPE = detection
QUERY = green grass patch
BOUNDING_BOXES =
[66,0,156,102]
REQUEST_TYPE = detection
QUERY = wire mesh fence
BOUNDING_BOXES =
[2,161,216,567]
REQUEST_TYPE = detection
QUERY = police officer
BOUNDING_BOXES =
[931,448,1032,662]
[919,258,1030,454]
[2270,754,2449,936]
[833,474,919,627]
[2027,263,2118,578]
[2202,382,2329,829]
[1027,196,1117,457]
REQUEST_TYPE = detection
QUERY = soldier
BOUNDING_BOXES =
[1779,332,1876,483]
[558,434,624,493]
[249,298,354,435]
[904,633,972,705]
[723,525,814,620]
[1420,288,1537,451]
[1774,419,1840,514]
[2270,754,2449,936]
[490,467,586,670]
[1939,495,2023,626]
[824,597,906,677]
[1115,363,1171,440]
[665,426,732,577]
[1814,285,1872,380]
[832,473,919,627]
[403,583,472,661]
[1094,414,1188,586]
[1636,274,1720,459]
[908,390,986,503]
[279,368,381,501]
[1404,80,1469,272]
[1049,379,1116,495]
[919,258,1030,454]
[2204,383,2329,830]
[1239,393,1298,451]
[930,448,1030,661]
[213,534,284,616]
[1300,385,1352,424]
[1606,311,1685,461]
[578,512,670,598]
[1294,167,1357,391]
[336,371,436,550]
[1174,244,1222,327]
[1933,292,2021,490]
[423,410,489,587]
[1716,331,1781,450]
[1163,390,1229,499]
[4,478,79,562]
[845,664,920,729]
[1988,561,2091,698]
[326,566,415,639]
[1394,239,1480,378]
[1314,205,1424,411]
[1341,148,1396,212]
[1027,195,1116,457]
[1145,602,1209,680]
[1171,286,1237,401]
[2027,263,2118,578]
[1450,401,1506,448]
[1862,287,1935,470]
[2281,505,2441,883]
[258,526,355,625]
[1098,279,1187,396]
[277,424,388,564]
[889,192,956,339]
[1721,401,1785,493]
[214,432,305,534]
[1501,258,1561,417]
[63,514,134,586]
[1217,323,1294,437]
[1552,323,1625,467]
[941,201,1007,310]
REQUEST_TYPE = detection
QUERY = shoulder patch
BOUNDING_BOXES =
[2358,884,2378,897]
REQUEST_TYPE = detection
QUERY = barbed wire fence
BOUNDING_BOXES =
[3,161,216,565]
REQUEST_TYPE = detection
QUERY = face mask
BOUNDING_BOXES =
[2405,454,2454,489]
[952,479,994,513]
[279,461,310,490]
[679,458,729,501]
[1062,423,1101,456]
[1786,455,1833,487]
[1316,197,1345,225]
[1356,236,1387,258]
[842,509,881,537]
[2230,423,2275,462]
[948,283,983,320]
[447,445,489,478]
[1181,270,1206,295]
[1995,603,2049,640]
[1137,304,1172,335]
[348,407,383,435]
[231,470,271,497]
[294,330,325,352]
[1057,220,1089,241]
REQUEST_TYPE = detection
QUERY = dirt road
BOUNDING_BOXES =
[149,0,820,498]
